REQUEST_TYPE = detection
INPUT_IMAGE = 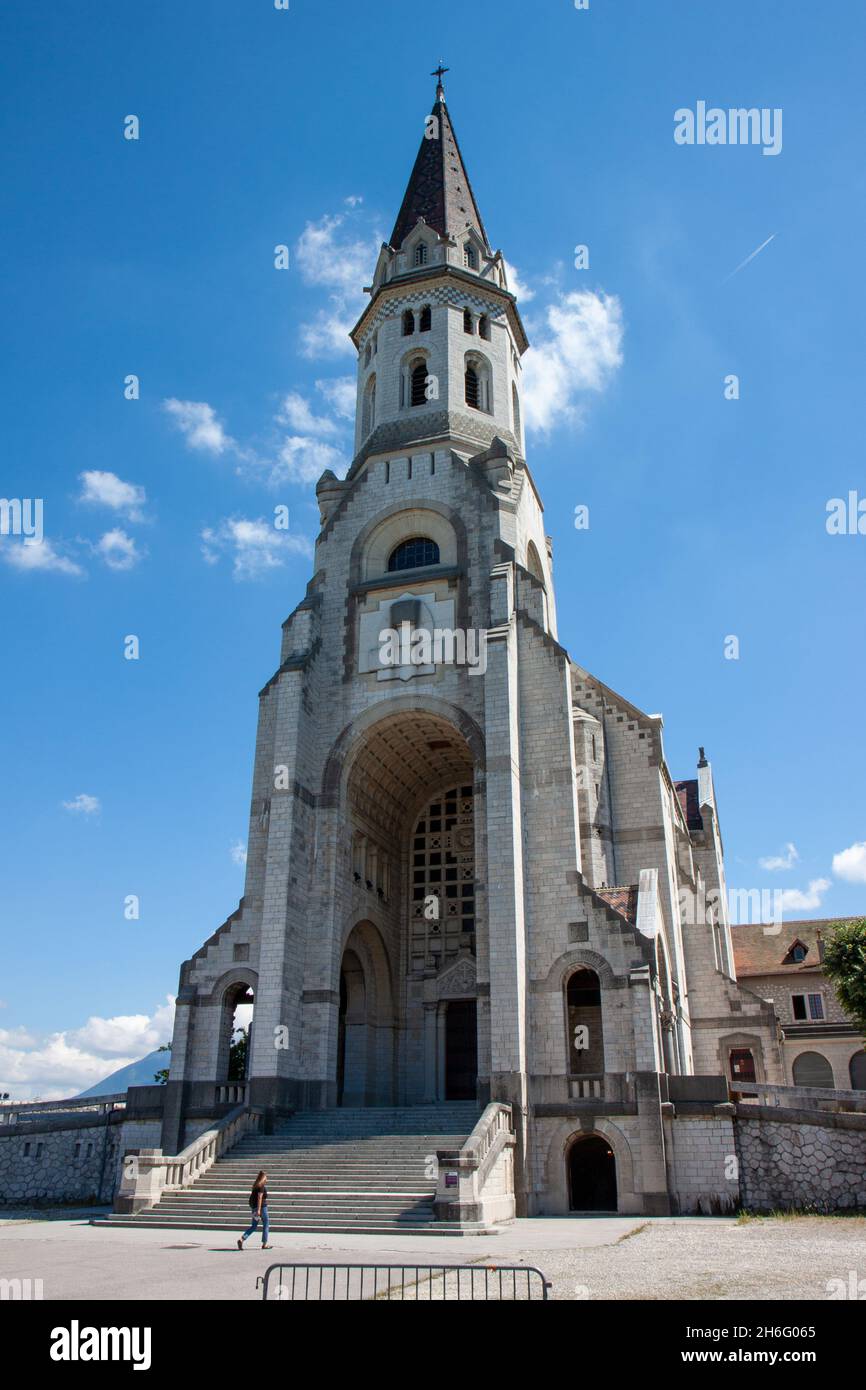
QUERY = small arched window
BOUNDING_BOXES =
[463,308,474,334]
[413,243,428,267]
[387,537,440,572]
[512,383,521,438]
[410,360,428,407]
[362,376,376,437]
[465,364,479,409]
[402,309,415,337]
[364,344,372,366]
[419,304,432,332]
[463,243,477,269]
[479,314,490,340]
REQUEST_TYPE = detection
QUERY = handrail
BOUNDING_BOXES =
[115,1104,264,1212]
[433,1102,515,1225]
[729,1081,866,1113]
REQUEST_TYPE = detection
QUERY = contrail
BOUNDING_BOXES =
[723,233,777,283]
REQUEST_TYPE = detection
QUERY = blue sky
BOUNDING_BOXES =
[1,0,864,1097]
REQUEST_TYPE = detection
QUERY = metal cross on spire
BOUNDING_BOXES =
[431,61,449,94]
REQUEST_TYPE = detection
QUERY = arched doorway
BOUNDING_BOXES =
[337,948,367,1106]
[568,1134,617,1212]
[850,1050,866,1090]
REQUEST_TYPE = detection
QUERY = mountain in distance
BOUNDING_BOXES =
[76,1049,170,1098]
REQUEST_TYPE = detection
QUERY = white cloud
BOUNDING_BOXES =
[78,470,146,521]
[776,878,832,914]
[230,841,247,867]
[0,998,175,1101]
[315,376,356,420]
[504,259,534,303]
[62,793,100,815]
[94,528,143,572]
[1,538,83,576]
[832,841,866,884]
[274,436,347,487]
[278,391,341,437]
[163,398,232,454]
[201,516,313,580]
[759,842,799,871]
[295,212,380,359]
[522,289,624,434]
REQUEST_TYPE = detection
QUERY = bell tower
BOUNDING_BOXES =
[350,72,529,468]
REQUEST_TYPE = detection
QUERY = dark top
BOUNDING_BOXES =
[249,1185,268,1209]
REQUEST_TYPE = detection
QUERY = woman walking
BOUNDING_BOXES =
[238,1170,272,1250]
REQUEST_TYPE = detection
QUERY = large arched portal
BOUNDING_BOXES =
[340,707,482,1105]
[568,1133,618,1212]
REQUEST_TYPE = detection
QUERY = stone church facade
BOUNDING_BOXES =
[161,79,789,1217]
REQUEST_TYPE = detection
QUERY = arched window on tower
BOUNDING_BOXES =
[465,355,491,413]
[362,375,376,438]
[463,243,477,269]
[387,537,441,572]
[419,304,432,332]
[402,309,415,337]
[413,242,428,267]
[512,383,522,440]
[478,314,490,341]
[410,359,428,407]
[463,308,474,334]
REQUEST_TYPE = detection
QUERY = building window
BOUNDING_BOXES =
[364,344,372,366]
[410,360,428,407]
[729,1048,756,1084]
[512,383,521,438]
[792,992,825,1021]
[362,376,376,437]
[849,1051,866,1090]
[465,356,491,412]
[478,314,490,340]
[419,304,432,332]
[463,308,474,334]
[413,242,428,266]
[463,243,477,269]
[387,537,440,572]
[402,309,415,336]
[566,968,605,1074]
[791,1051,834,1087]
[411,785,475,968]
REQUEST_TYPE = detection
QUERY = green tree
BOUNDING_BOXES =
[821,918,866,1042]
[153,1043,172,1086]
[228,1026,249,1082]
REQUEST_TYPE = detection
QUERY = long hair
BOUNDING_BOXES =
[249,1170,266,1201]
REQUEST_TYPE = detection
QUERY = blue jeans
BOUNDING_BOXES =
[241,1206,269,1244]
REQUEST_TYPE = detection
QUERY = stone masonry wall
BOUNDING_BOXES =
[0,1118,122,1206]
[736,1108,866,1212]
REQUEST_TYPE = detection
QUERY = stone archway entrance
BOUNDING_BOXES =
[339,706,484,1106]
[568,1134,617,1212]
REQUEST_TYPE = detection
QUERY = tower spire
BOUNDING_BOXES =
[389,68,490,254]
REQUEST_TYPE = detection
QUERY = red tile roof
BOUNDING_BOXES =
[731,918,858,977]
[596,886,639,925]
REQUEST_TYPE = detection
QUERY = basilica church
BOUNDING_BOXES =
[159,77,787,1220]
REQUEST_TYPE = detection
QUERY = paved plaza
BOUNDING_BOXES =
[1,1211,863,1301]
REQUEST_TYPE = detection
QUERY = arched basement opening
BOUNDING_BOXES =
[568,1133,618,1212]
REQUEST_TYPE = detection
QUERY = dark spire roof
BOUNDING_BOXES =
[389,83,491,254]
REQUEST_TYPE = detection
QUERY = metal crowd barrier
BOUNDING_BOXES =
[258,1262,552,1301]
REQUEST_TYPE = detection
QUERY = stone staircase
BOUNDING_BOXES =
[99,1104,484,1235]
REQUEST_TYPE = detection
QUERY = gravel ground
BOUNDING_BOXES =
[535,1216,866,1301]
